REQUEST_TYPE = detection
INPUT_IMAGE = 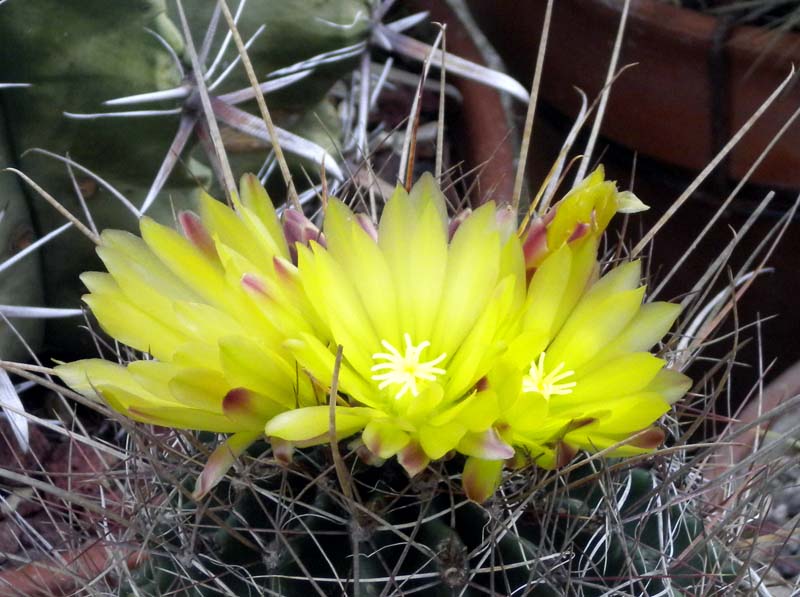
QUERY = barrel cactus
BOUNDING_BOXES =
[52,171,743,595]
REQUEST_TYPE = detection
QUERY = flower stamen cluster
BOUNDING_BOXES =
[522,352,577,400]
[371,333,447,399]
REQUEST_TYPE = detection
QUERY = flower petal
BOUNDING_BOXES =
[199,190,268,268]
[140,216,243,316]
[193,430,262,499]
[462,457,503,503]
[99,384,242,432]
[219,335,303,409]
[445,275,518,402]
[284,334,377,408]
[643,368,692,404]
[56,359,149,402]
[419,420,466,460]
[222,387,286,427]
[238,173,290,260]
[81,273,186,361]
[432,202,500,358]
[265,405,375,443]
[362,419,411,459]
[458,428,515,460]
[576,301,681,375]
[546,286,646,371]
[380,183,448,343]
[324,198,400,347]
[397,440,429,476]
[299,242,380,376]
[557,353,665,406]
[168,368,229,412]
[565,393,670,443]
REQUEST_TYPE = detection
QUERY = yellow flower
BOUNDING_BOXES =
[265,174,527,474]
[521,166,648,272]
[56,174,323,497]
[55,167,689,504]
[462,237,691,502]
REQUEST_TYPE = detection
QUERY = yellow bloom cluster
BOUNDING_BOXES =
[57,169,690,501]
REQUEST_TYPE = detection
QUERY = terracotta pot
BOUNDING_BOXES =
[407,0,517,203]
[708,359,800,492]
[0,542,144,596]
[467,0,800,188]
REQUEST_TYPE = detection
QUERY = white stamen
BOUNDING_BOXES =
[370,333,446,399]
[522,351,576,400]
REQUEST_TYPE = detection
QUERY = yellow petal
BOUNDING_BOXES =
[130,405,245,432]
[586,259,642,298]
[462,457,503,503]
[324,198,400,347]
[300,242,380,376]
[563,394,669,449]
[140,217,242,316]
[452,390,500,433]
[362,419,411,459]
[551,235,600,334]
[198,190,268,268]
[419,420,466,459]
[218,335,302,409]
[445,275,517,401]
[168,367,229,411]
[504,392,549,433]
[380,184,449,343]
[546,286,646,371]
[127,360,180,398]
[486,358,523,413]
[522,242,572,336]
[644,368,692,404]
[510,438,557,469]
[98,232,199,305]
[616,190,649,213]
[431,202,500,358]
[222,387,286,427]
[81,273,186,361]
[193,430,262,499]
[402,383,444,420]
[408,172,448,230]
[557,353,665,406]
[239,173,289,260]
[577,301,681,375]
[458,428,514,460]
[56,359,147,401]
[283,334,377,408]
[173,300,248,345]
[265,405,375,442]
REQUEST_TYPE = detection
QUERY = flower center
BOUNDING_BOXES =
[371,333,447,399]
[522,352,576,400]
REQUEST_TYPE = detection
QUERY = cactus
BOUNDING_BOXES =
[0,0,355,357]
[124,448,735,596]
[0,105,45,361]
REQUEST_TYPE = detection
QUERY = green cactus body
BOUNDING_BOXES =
[124,452,735,596]
[0,1,348,357]
[0,106,44,361]
[173,0,370,110]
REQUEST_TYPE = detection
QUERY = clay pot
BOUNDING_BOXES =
[708,359,800,491]
[406,0,517,203]
[466,0,800,188]
[0,543,144,597]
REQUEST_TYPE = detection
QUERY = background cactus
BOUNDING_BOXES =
[0,0,355,358]
[0,106,44,362]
